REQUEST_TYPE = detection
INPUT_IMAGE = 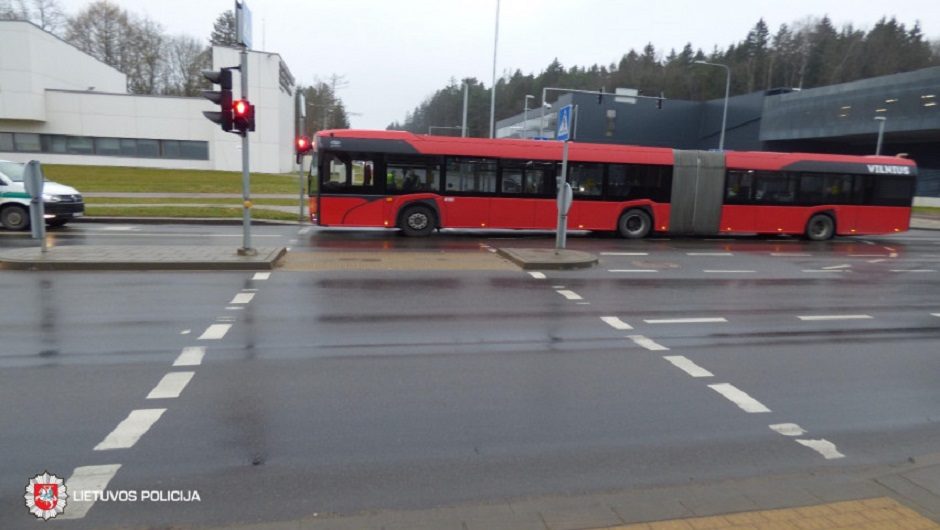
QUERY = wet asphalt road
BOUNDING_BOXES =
[1,223,939,528]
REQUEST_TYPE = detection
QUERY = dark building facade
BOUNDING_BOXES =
[496,67,940,197]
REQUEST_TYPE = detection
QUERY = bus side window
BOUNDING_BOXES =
[725,170,753,204]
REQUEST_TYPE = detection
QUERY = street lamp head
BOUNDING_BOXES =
[525,94,534,100]
[874,116,887,121]
[542,102,553,109]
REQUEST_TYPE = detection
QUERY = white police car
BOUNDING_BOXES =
[0,160,84,230]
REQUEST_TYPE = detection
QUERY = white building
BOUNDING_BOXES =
[0,20,295,174]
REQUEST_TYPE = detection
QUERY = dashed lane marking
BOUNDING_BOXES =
[931,313,940,318]
[796,438,846,459]
[771,252,812,257]
[797,314,873,321]
[769,423,808,436]
[198,323,232,340]
[58,464,122,520]
[663,355,714,378]
[608,269,659,273]
[643,317,728,324]
[94,409,166,451]
[627,335,670,351]
[556,290,583,301]
[600,252,649,256]
[298,227,313,235]
[801,269,847,273]
[180,329,191,335]
[687,252,734,256]
[146,372,195,399]
[528,271,546,279]
[601,316,633,330]
[890,269,937,273]
[868,259,887,263]
[173,347,205,367]
[226,306,244,311]
[823,264,851,270]
[703,270,756,273]
[230,292,255,304]
[850,254,890,257]
[708,383,771,413]
[252,272,271,280]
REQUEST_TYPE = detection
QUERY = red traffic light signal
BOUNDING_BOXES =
[296,135,312,163]
[232,99,255,133]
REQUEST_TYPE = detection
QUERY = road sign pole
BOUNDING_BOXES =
[556,140,571,250]
[238,46,254,256]
[297,93,306,222]
[24,160,46,253]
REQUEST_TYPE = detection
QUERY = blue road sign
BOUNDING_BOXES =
[556,105,572,141]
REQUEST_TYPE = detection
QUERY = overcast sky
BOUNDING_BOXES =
[55,0,940,129]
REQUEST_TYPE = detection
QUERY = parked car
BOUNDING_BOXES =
[0,160,84,230]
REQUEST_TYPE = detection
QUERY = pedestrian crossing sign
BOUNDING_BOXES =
[556,105,572,141]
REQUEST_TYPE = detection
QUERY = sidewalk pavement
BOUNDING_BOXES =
[189,452,940,529]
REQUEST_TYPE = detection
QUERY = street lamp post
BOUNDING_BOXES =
[874,116,887,155]
[523,94,534,139]
[489,0,500,139]
[694,60,731,151]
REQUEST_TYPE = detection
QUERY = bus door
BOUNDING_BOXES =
[670,151,726,235]
[492,161,554,229]
[442,158,496,228]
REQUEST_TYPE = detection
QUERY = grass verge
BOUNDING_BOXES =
[86,206,299,221]
[913,206,940,216]
[43,164,301,194]
[85,197,300,206]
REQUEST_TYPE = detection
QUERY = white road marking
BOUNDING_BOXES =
[94,409,166,450]
[608,269,659,273]
[180,329,191,335]
[487,248,497,253]
[889,252,899,258]
[644,317,728,324]
[289,239,298,245]
[230,292,255,304]
[849,254,889,257]
[862,240,876,246]
[868,259,887,264]
[663,355,713,377]
[884,246,897,252]
[796,438,846,459]
[703,270,756,273]
[252,272,271,280]
[298,227,313,235]
[577,302,591,305]
[552,285,565,289]
[101,226,139,231]
[226,306,244,311]
[823,264,851,270]
[58,464,122,520]
[627,335,670,351]
[802,269,847,273]
[556,290,583,301]
[173,346,205,367]
[601,252,649,256]
[797,314,873,321]
[771,252,812,257]
[687,252,733,256]
[215,316,236,323]
[769,423,807,436]
[528,272,547,279]
[708,383,771,413]
[601,316,633,330]
[931,313,940,318]
[890,269,937,273]
[242,288,259,292]
[199,323,232,340]
[146,372,195,399]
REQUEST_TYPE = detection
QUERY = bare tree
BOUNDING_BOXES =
[165,34,210,96]
[24,0,64,33]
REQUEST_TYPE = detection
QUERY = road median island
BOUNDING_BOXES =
[0,245,286,271]
[497,247,599,270]
[278,250,518,271]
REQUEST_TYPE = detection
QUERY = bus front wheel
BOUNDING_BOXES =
[399,205,436,237]
[617,209,652,239]
[1,205,29,231]
[805,214,835,241]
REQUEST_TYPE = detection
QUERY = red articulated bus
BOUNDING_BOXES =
[308,129,917,240]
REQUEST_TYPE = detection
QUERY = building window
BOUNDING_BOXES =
[0,133,13,151]
[0,132,208,161]
[14,133,41,152]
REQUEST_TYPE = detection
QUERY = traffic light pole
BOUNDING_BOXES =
[238,47,255,256]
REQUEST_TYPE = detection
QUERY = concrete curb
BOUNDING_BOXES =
[0,246,288,271]
[497,247,598,270]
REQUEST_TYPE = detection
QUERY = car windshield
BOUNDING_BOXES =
[0,161,24,182]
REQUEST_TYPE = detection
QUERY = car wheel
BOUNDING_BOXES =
[399,205,435,237]
[1,205,30,231]
[805,214,835,241]
[617,209,651,239]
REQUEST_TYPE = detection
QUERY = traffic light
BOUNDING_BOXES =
[295,135,312,163]
[201,68,234,132]
[233,99,255,133]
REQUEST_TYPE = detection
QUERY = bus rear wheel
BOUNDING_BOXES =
[617,209,652,239]
[399,205,436,237]
[805,214,835,241]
